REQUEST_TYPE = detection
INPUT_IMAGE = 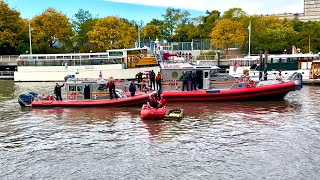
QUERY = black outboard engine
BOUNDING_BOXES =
[288,72,303,90]
[18,92,38,107]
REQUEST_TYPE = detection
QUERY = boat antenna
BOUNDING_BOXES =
[248,20,251,57]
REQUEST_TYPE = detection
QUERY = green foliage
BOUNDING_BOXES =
[161,8,190,41]
[88,16,137,50]
[200,10,221,37]
[222,8,247,20]
[72,9,97,52]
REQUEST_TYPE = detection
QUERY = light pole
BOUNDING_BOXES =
[28,21,32,54]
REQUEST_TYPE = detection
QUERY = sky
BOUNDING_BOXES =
[6,0,304,23]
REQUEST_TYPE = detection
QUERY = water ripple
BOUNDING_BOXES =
[0,82,320,179]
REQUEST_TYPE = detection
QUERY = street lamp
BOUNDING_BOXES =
[28,21,33,54]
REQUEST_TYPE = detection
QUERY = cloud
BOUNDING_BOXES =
[103,0,303,15]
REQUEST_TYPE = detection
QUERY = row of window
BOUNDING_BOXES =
[17,59,123,66]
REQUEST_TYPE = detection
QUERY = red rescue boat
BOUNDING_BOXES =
[140,104,167,120]
[31,94,149,107]
[18,78,149,107]
[162,81,298,102]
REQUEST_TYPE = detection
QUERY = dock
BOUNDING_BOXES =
[303,79,320,85]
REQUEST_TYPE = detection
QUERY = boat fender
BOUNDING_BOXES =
[140,54,144,59]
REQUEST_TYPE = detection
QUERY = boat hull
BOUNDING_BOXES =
[31,94,149,107]
[162,82,297,102]
[140,105,167,120]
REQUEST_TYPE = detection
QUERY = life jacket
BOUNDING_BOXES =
[156,74,162,81]
[107,81,115,89]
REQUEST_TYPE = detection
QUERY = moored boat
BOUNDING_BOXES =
[162,80,299,102]
[140,104,167,120]
[18,78,149,107]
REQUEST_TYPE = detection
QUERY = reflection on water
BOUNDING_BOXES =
[0,81,320,179]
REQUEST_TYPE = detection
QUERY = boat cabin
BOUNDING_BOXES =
[160,61,236,91]
[64,78,126,100]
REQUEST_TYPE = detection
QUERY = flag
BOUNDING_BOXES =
[99,71,103,79]
[233,61,241,72]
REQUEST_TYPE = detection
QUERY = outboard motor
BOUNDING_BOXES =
[115,89,127,98]
[288,72,303,90]
[18,92,38,107]
[18,94,34,107]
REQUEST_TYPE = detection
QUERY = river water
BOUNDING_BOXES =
[0,80,319,179]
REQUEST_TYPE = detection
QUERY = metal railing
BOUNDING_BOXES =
[0,71,14,76]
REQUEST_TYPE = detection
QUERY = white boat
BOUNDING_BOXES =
[228,51,320,81]
[14,47,160,82]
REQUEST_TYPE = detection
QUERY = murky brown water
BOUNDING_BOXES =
[0,80,320,179]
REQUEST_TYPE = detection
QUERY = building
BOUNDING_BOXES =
[304,0,320,21]
[271,0,320,21]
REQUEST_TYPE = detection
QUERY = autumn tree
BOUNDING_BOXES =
[31,8,74,53]
[210,19,246,54]
[0,1,28,54]
[141,24,162,40]
[88,16,137,50]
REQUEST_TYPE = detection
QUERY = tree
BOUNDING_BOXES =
[222,8,247,20]
[141,24,162,40]
[147,18,166,39]
[72,9,93,33]
[88,16,137,50]
[200,10,220,37]
[210,19,246,54]
[295,21,320,53]
[251,16,296,53]
[161,8,190,41]
[31,8,74,53]
[0,1,28,54]
[72,9,97,52]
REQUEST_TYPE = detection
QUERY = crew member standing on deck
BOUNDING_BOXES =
[179,71,189,91]
[135,71,143,91]
[191,71,197,91]
[149,70,156,90]
[129,81,136,97]
[107,78,116,99]
[54,83,65,101]
[156,72,162,91]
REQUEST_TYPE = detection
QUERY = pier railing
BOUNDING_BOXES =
[0,56,18,65]
[0,71,14,79]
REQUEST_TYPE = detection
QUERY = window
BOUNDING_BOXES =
[69,85,76,91]
[77,86,83,92]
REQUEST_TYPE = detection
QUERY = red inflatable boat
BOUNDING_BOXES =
[162,81,297,102]
[140,104,167,120]
[30,94,149,107]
